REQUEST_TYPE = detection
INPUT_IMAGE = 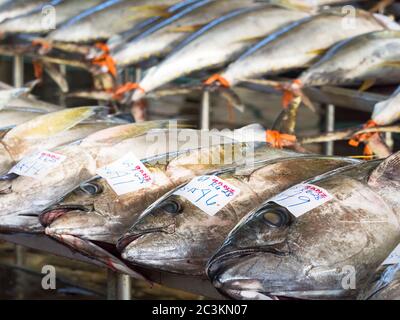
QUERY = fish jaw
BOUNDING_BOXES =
[45,210,115,243]
[208,251,353,300]
[48,233,146,280]
[120,231,210,276]
[0,214,44,233]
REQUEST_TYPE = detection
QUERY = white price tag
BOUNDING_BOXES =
[174,175,240,216]
[96,152,153,195]
[10,150,66,178]
[382,244,400,265]
[269,183,333,217]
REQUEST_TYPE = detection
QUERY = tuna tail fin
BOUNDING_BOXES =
[368,151,400,186]
[235,78,315,112]
[216,87,245,113]
[282,80,315,112]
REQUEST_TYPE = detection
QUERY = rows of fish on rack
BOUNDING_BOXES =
[0,0,399,112]
[0,0,400,300]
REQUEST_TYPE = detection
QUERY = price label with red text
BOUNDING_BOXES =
[174,175,240,216]
[10,150,66,178]
[269,183,333,217]
[97,152,153,195]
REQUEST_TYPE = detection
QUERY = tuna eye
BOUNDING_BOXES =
[80,182,103,195]
[159,200,182,215]
[262,206,291,228]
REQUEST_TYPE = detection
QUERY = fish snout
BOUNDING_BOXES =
[45,209,107,239]
[40,204,92,227]
[117,222,176,252]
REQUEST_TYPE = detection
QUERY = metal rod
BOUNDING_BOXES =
[325,104,335,156]
[59,64,67,107]
[107,270,117,300]
[13,55,24,88]
[201,91,210,130]
[13,54,25,267]
[116,274,132,300]
[135,67,142,83]
[385,132,394,151]
[106,67,139,301]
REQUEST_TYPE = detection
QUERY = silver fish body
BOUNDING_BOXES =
[298,30,400,88]
[0,121,179,231]
[131,5,309,100]
[0,126,236,232]
[0,0,105,34]
[207,152,400,300]
[43,144,296,244]
[46,0,182,43]
[112,0,260,67]
[119,156,358,276]
[0,107,117,175]
[0,0,48,24]
[216,10,390,88]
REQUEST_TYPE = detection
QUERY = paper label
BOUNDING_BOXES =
[382,244,400,265]
[10,150,66,178]
[96,152,153,195]
[174,175,240,216]
[269,183,333,217]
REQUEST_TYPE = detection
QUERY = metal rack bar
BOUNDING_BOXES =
[107,270,117,300]
[325,104,335,156]
[59,65,67,107]
[201,91,210,130]
[13,54,25,267]
[13,55,24,88]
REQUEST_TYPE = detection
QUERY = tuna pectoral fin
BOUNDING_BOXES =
[368,151,400,185]
[4,106,105,141]
[126,4,171,20]
[359,79,376,92]
[306,48,329,56]
[81,119,188,145]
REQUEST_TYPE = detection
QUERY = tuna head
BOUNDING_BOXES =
[118,189,239,276]
[207,152,400,300]
[42,177,126,244]
[0,145,96,232]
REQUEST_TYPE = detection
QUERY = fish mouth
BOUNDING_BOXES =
[207,246,287,281]
[39,204,91,227]
[116,227,166,252]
